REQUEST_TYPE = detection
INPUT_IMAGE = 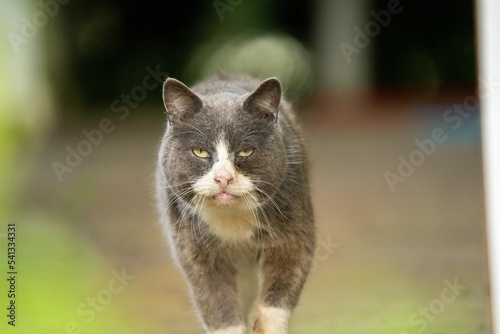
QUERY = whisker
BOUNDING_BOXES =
[244,194,266,251]
[151,180,198,201]
[191,195,209,253]
[251,179,281,192]
[173,192,201,254]
[161,187,195,215]
[245,191,275,243]
[251,184,287,220]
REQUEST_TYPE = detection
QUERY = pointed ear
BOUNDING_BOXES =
[162,78,203,124]
[243,78,282,122]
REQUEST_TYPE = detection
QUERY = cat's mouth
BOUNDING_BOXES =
[213,191,236,204]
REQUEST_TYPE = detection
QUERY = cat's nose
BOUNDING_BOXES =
[214,174,233,189]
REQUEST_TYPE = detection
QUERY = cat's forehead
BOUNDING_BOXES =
[196,93,255,134]
[171,92,271,145]
[200,93,246,115]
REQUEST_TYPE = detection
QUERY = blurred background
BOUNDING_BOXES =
[0,0,489,333]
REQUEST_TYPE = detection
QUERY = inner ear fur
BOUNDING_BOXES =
[162,78,203,124]
[243,77,282,122]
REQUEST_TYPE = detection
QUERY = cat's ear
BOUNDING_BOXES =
[162,78,203,124]
[243,78,281,123]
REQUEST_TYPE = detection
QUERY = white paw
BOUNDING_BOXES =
[253,306,291,334]
[210,324,246,334]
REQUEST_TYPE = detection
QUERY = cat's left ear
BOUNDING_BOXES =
[162,78,203,125]
[243,78,282,123]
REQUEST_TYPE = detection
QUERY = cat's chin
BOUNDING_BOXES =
[214,191,236,204]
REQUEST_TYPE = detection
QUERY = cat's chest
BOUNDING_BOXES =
[200,208,258,242]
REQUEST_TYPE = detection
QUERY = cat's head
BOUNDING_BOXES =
[159,76,287,213]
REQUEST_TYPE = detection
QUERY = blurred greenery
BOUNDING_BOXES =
[185,32,313,99]
[0,214,164,333]
[22,0,474,111]
[53,0,314,110]
[294,261,480,334]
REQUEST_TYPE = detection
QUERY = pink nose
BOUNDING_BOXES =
[214,175,233,189]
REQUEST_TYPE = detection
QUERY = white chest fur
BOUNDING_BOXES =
[200,208,258,242]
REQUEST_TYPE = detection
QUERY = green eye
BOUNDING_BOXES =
[193,148,210,158]
[238,149,254,157]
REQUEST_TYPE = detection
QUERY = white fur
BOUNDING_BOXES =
[213,140,234,185]
[192,138,260,241]
[209,325,246,334]
[215,139,230,164]
[256,307,291,334]
[202,208,257,241]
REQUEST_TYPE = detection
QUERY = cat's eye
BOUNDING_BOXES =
[192,148,210,158]
[238,149,254,157]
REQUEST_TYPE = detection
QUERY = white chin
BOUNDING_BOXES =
[205,194,256,211]
[212,195,241,208]
[214,191,236,203]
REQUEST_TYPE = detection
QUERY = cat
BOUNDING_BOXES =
[156,73,315,334]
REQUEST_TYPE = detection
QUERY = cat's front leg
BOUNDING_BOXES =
[252,239,314,334]
[179,252,246,334]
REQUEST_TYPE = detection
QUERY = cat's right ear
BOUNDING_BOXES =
[162,78,203,125]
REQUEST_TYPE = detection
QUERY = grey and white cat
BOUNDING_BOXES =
[156,73,315,334]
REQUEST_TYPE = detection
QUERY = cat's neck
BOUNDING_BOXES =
[200,207,258,242]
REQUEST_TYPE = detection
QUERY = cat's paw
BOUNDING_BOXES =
[252,306,291,334]
[209,324,246,334]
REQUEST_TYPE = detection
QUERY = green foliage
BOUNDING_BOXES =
[0,216,164,333]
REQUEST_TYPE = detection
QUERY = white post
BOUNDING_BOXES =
[477,0,500,332]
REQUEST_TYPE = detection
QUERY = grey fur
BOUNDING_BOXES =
[156,73,315,333]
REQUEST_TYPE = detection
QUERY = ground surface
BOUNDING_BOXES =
[13,90,491,333]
